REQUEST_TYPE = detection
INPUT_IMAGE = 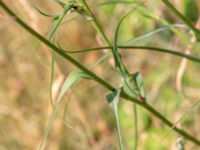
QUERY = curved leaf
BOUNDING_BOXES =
[106,89,123,150]
[38,71,92,150]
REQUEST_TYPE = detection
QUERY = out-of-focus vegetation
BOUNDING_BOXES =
[0,0,200,149]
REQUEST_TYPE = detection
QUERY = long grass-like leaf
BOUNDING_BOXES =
[48,4,73,107]
[125,24,188,45]
[113,2,145,76]
[113,2,147,101]
[106,89,123,150]
[61,15,80,25]
[38,3,75,149]
[38,71,92,150]
[136,6,194,50]
[62,53,110,129]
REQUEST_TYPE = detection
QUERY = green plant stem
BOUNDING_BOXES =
[79,0,113,51]
[49,5,72,107]
[161,0,200,40]
[80,0,131,76]
[114,108,124,150]
[133,104,138,150]
[62,46,200,64]
[1,1,200,146]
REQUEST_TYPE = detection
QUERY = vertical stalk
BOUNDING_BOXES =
[49,4,72,106]
[133,104,138,150]
[79,0,112,49]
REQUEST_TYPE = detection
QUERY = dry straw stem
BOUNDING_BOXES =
[176,11,200,91]
[1,0,200,146]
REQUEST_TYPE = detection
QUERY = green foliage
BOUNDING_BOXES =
[106,89,123,150]
[123,72,146,101]
[38,71,92,150]
[1,0,200,149]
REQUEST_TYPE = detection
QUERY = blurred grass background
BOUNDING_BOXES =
[0,0,200,149]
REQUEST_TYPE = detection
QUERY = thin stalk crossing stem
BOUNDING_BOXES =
[62,46,200,64]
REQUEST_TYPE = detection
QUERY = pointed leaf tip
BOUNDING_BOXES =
[123,72,146,101]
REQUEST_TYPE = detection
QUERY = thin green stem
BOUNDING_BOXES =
[62,46,200,64]
[114,108,124,150]
[133,104,138,150]
[49,4,72,107]
[37,102,59,150]
[1,1,200,146]
[161,0,200,40]
[79,0,112,47]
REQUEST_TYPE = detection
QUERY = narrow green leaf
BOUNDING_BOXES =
[112,2,147,103]
[49,3,73,40]
[62,53,110,128]
[106,89,123,150]
[61,15,80,25]
[48,4,73,107]
[54,0,66,8]
[106,89,120,109]
[38,71,92,150]
[57,71,92,102]
[125,24,188,45]
[59,45,200,64]
[32,5,60,17]
[133,72,146,99]
[113,7,140,76]
[123,72,146,101]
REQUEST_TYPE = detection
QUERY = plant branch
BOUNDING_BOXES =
[80,0,112,46]
[161,0,200,40]
[61,46,200,64]
[133,104,138,150]
[1,1,200,146]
